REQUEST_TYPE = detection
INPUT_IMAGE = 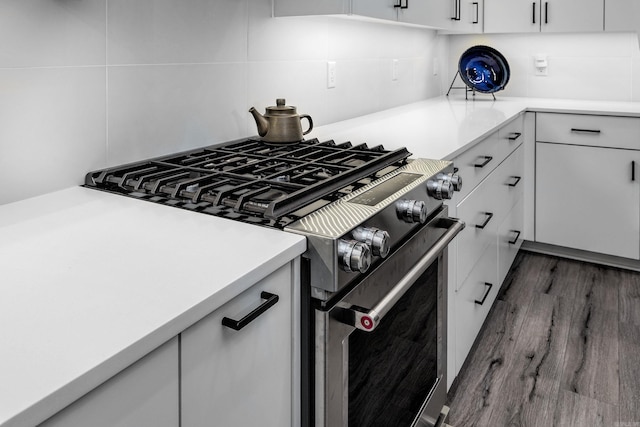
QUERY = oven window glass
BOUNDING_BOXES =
[348,260,439,427]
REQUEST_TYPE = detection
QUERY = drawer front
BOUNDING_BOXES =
[454,245,498,374]
[499,114,525,146]
[456,157,515,288]
[493,144,524,220]
[454,118,523,201]
[536,112,640,150]
[181,263,294,427]
[498,198,524,286]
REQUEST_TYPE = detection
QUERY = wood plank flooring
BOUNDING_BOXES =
[447,251,640,427]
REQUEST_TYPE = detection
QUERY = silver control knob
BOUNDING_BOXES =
[352,226,391,258]
[446,172,462,192]
[427,179,454,200]
[338,239,372,273]
[396,199,427,224]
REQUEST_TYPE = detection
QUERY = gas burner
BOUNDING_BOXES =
[85,138,411,228]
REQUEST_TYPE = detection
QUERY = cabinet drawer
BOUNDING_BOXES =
[536,112,640,150]
[494,144,524,217]
[454,121,523,200]
[454,245,498,374]
[181,263,294,427]
[498,198,524,286]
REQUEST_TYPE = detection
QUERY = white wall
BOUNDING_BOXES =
[0,0,447,205]
[448,32,640,101]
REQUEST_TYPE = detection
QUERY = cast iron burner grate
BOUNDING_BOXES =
[85,138,411,228]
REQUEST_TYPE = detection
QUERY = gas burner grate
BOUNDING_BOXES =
[85,138,410,227]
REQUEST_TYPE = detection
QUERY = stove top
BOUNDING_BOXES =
[85,138,411,228]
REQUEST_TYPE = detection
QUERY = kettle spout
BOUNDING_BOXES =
[249,107,269,137]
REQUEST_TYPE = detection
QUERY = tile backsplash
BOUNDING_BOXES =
[0,0,446,205]
[1,0,639,205]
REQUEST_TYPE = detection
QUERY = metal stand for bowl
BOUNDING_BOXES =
[446,71,496,101]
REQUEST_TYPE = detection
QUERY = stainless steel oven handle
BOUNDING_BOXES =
[350,217,465,332]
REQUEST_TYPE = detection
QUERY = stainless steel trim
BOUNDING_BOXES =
[348,218,465,331]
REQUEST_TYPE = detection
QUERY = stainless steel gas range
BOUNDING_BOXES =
[85,137,464,427]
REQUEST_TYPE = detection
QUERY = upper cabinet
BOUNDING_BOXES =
[400,0,483,33]
[484,0,603,33]
[274,0,483,33]
[605,0,640,32]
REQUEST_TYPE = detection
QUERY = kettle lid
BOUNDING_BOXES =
[266,98,297,115]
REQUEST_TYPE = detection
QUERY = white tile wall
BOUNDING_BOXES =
[448,32,640,101]
[2,0,639,206]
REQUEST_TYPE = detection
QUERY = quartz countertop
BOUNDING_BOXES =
[310,95,640,160]
[0,187,306,427]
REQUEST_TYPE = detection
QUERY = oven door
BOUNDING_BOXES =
[313,207,464,427]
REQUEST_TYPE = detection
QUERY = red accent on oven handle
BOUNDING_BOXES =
[349,217,465,332]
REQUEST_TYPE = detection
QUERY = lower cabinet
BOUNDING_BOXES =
[450,140,524,380]
[39,338,179,427]
[180,262,297,427]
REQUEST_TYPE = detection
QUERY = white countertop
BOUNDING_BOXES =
[310,95,640,160]
[5,94,640,427]
[0,187,306,427]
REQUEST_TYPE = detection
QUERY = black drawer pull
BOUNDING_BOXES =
[507,176,522,187]
[508,230,521,245]
[222,291,279,331]
[508,132,522,141]
[474,156,493,168]
[632,161,636,182]
[532,2,536,24]
[475,282,493,305]
[475,212,494,229]
[570,128,601,134]
[472,2,479,24]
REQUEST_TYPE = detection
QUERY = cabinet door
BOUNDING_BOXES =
[181,263,296,427]
[352,0,398,21]
[484,0,539,33]
[536,143,640,260]
[40,338,179,427]
[541,0,603,32]
[605,0,640,31]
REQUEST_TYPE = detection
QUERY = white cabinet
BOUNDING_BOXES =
[402,0,483,33]
[536,116,640,259]
[181,262,298,427]
[274,0,483,31]
[447,115,525,385]
[39,338,179,427]
[605,0,640,33]
[484,0,603,33]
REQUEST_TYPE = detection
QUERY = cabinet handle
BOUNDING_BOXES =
[475,212,494,229]
[508,230,521,245]
[532,2,536,24]
[633,161,636,182]
[221,291,279,331]
[508,132,522,141]
[473,2,479,24]
[451,0,461,20]
[474,156,493,168]
[570,128,601,134]
[394,0,408,8]
[544,2,548,24]
[507,176,522,187]
[475,282,494,305]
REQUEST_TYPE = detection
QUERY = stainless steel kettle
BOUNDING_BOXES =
[249,98,313,144]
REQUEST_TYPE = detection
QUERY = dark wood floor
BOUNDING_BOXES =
[447,251,640,427]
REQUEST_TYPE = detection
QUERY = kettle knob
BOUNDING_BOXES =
[276,98,286,106]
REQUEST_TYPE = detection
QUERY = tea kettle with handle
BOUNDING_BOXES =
[249,98,313,144]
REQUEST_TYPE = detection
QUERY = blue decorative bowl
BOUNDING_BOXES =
[458,45,510,94]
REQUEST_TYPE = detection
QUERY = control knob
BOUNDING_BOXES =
[444,172,462,191]
[338,239,372,273]
[396,199,427,224]
[427,177,454,200]
[352,226,391,258]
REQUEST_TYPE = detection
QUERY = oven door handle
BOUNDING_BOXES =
[348,217,465,332]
